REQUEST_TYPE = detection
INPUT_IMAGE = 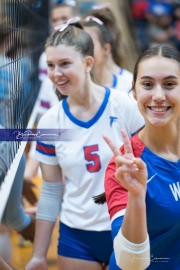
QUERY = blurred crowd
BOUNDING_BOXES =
[130,0,180,52]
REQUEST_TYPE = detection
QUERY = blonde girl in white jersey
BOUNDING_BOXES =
[25,18,144,270]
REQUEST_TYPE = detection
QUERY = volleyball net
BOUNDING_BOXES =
[0,0,49,219]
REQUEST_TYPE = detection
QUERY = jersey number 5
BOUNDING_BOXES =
[83,145,101,173]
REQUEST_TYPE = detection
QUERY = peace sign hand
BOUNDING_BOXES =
[103,129,148,196]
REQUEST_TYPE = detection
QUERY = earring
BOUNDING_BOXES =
[86,68,90,73]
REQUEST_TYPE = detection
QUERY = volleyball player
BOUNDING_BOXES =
[82,9,133,93]
[104,46,180,270]
[24,2,79,182]
[25,19,144,270]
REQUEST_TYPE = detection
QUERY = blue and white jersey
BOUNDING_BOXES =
[105,133,180,270]
[112,68,133,93]
[35,87,144,231]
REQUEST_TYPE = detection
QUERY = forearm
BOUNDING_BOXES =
[32,219,55,258]
[114,192,150,269]
[104,129,150,269]
[122,192,147,243]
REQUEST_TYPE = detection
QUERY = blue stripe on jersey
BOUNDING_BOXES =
[62,87,110,128]
[131,126,145,137]
[111,216,123,240]
[119,68,123,75]
[36,141,56,156]
[109,216,124,270]
[112,74,117,88]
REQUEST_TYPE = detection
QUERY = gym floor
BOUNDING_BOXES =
[11,221,59,270]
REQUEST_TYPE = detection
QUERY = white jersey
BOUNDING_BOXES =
[112,68,133,93]
[37,77,59,116]
[35,87,144,231]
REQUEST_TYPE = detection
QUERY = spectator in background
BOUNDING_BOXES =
[6,31,34,128]
[0,15,35,254]
[130,0,149,52]
[0,16,14,128]
[172,1,180,50]
[146,1,176,48]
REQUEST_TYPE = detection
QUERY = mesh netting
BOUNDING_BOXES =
[0,0,49,186]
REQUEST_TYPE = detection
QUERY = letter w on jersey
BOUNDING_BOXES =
[169,182,180,201]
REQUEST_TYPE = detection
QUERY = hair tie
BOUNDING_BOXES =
[85,16,103,25]
[54,16,81,32]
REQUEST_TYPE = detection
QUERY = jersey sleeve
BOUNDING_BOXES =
[105,149,128,221]
[111,216,124,240]
[35,113,59,165]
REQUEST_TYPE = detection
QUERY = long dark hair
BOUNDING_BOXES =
[93,192,106,204]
